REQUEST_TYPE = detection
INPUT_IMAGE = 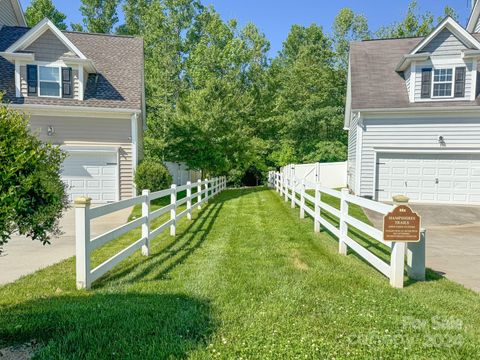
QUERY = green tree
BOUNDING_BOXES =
[265,24,347,167]
[376,0,458,39]
[171,11,270,176]
[0,103,68,252]
[24,0,67,29]
[116,0,153,35]
[332,8,370,68]
[79,0,119,33]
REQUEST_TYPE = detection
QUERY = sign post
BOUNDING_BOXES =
[384,195,426,285]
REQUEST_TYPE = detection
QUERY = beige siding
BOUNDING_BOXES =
[29,115,134,199]
[24,29,78,62]
[0,0,20,26]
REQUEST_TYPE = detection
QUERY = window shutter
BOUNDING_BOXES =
[421,68,432,99]
[62,67,73,98]
[454,67,466,98]
[27,64,37,96]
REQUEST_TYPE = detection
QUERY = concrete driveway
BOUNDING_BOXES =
[0,207,132,285]
[366,204,480,292]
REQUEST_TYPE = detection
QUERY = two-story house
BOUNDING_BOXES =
[345,2,480,205]
[0,0,145,203]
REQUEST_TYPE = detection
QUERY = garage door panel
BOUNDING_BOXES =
[376,153,480,205]
[61,152,118,204]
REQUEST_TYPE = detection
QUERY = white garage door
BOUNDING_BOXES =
[61,152,118,203]
[376,153,480,204]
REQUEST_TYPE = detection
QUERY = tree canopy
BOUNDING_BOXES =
[44,0,458,183]
[24,0,67,29]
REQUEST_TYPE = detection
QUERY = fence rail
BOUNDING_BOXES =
[75,176,227,290]
[268,171,425,288]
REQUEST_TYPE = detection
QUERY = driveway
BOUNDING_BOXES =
[366,204,480,292]
[0,207,132,285]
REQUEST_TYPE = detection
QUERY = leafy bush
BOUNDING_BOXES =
[302,141,347,163]
[0,103,68,252]
[134,160,172,194]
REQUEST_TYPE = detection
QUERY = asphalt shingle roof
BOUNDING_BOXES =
[0,26,143,110]
[350,34,480,110]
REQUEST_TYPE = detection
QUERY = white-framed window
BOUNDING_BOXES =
[38,66,61,97]
[432,68,454,98]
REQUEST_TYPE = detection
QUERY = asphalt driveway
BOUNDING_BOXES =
[366,204,480,293]
[0,207,132,285]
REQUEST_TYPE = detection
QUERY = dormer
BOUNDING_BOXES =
[396,17,480,103]
[0,18,96,100]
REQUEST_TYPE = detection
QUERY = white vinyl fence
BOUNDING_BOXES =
[269,172,425,288]
[282,162,347,189]
[75,176,226,289]
[164,162,202,186]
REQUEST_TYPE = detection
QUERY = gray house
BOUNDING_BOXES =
[0,0,145,203]
[345,4,480,205]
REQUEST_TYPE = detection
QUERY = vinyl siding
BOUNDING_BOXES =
[347,113,358,191]
[28,115,134,199]
[0,0,19,26]
[24,29,78,62]
[358,117,480,198]
[476,20,480,33]
[419,28,468,55]
[413,61,474,101]
[404,67,412,101]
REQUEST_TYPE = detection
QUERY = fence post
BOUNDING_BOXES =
[205,178,209,203]
[314,183,321,233]
[300,179,305,219]
[197,179,202,210]
[141,190,150,256]
[170,184,177,236]
[284,175,288,202]
[291,178,296,209]
[75,197,91,290]
[406,229,426,281]
[186,181,192,220]
[390,241,406,288]
[339,188,349,255]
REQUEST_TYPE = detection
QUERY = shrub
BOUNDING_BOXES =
[134,160,172,194]
[0,103,68,252]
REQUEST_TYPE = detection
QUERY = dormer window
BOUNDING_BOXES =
[39,66,61,97]
[432,68,453,98]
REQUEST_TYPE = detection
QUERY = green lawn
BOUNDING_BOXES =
[0,188,479,359]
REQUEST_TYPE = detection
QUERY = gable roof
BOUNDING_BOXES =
[411,17,480,54]
[5,18,87,59]
[349,34,480,111]
[0,25,144,110]
[396,17,480,72]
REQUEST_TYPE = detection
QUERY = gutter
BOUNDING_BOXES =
[8,103,141,118]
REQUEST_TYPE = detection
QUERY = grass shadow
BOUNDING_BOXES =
[0,292,214,359]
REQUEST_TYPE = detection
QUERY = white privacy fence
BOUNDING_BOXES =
[75,176,226,289]
[269,172,426,288]
[164,162,202,186]
[282,162,347,189]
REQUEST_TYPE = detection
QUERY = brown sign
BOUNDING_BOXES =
[383,205,421,242]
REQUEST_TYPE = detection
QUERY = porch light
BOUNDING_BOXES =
[47,125,55,136]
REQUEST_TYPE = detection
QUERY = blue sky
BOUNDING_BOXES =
[19,0,473,56]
